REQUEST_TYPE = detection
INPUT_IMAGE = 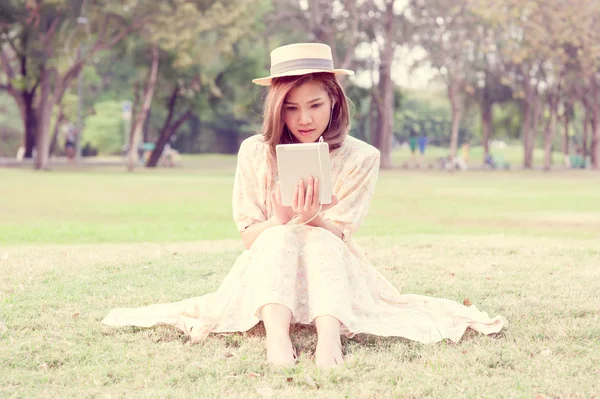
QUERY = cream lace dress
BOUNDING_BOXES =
[102,135,506,343]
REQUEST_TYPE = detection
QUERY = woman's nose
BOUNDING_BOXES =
[299,110,312,125]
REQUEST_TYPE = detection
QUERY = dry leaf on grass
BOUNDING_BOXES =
[463,298,472,306]
[246,372,261,378]
[304,375,318,389]
[286,377,293,383]
[72,313,80,318]
[222,351,234,358]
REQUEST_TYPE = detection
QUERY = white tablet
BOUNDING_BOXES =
[275,142,333,207]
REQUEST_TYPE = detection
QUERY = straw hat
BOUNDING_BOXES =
[252,43,354,86]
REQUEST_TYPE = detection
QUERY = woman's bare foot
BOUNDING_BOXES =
[266,335,296,365]
[314,315,344,367]
[262,303,295,365]
[314,337,344,367]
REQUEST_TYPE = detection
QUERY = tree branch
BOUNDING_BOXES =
[169,110,192,132]
[160,86,180,133]
[52,60,84,102]
[0,47,15,82]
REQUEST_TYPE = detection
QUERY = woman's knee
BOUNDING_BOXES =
[252,224,298,251]
[303,227,346,256]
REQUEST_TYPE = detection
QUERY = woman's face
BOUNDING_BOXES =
[283,80,333,144]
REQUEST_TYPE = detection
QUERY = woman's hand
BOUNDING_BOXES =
[291,176,338,223]
[270,190,294,226]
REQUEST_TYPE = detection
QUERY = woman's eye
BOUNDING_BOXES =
[311,103,323,108]
[285,106,297,111]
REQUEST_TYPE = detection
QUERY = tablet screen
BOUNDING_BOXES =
[275,142,333,207]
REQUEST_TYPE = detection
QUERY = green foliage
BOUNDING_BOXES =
[82,101,125,154]
[397,90,451,142]
[0,93,21,156]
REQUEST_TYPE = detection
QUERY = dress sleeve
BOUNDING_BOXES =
[232,139,267,232]
[323,148,380,241]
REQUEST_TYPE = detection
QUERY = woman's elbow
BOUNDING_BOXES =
[241,232,252,250]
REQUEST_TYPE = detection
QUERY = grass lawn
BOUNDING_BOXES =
[1,158,599,398]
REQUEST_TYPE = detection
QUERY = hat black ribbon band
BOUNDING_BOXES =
[270,58,334,75]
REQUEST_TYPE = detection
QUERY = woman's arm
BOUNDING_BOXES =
[241,190,295,249]
[241,218,278,249]
[309,215,343,240]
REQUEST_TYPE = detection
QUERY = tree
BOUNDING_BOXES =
[571,0,600,169]
[0,0,138,169]
[371,0,400,169]
[409,0,478,169]
[269,0,362,74]
[119,0,261,169]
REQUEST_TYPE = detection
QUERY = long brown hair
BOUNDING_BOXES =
[260,73,351,158]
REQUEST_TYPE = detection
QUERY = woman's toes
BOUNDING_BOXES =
[266,337,296,366]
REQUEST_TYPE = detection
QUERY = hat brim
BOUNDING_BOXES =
[252,68,354,86]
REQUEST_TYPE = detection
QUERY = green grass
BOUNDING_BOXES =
[1,154,599,244]
[1,157,600,398]
[391,144,568,168]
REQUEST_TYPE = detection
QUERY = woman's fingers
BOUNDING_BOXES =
[305,177,313,210]
[313,177,320,207]
[297,180,305,210]
[292,185,299,211]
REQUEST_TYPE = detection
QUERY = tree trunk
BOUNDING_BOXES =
[374,0,396,169]
[448,80,463,170]
[481,94,493,163]
[543,100,558,171]
[521,72,538,169]
[592,107,599,169]
[146,111,192,167]
[583,107,590,159]
[49,107,66,156]
[369,91,378,146]
[128,45,159,171]
[562,109,570,167]
[34,69,53,170]
[22,94,37,158]
[524,96,540,168]
[521,99,532,168]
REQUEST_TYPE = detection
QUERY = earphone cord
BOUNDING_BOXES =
[291,136,324,226]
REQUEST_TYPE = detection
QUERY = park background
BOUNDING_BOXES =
[1,1,600,398]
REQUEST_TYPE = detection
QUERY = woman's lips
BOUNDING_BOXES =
[298,129,315,136]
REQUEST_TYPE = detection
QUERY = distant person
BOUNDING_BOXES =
[461,142,470,163]
[417,134,428,167]
[160,143,179,167]
[409,129,418,167]
[102,42,506,368]
[63,123,76,162]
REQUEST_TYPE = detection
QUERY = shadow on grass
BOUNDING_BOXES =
[117,321,507,362]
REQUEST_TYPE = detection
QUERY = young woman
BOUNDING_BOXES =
[103,43,506,368]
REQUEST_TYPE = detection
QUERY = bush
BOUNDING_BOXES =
[0,126,21,157]
[82,101,125,154]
